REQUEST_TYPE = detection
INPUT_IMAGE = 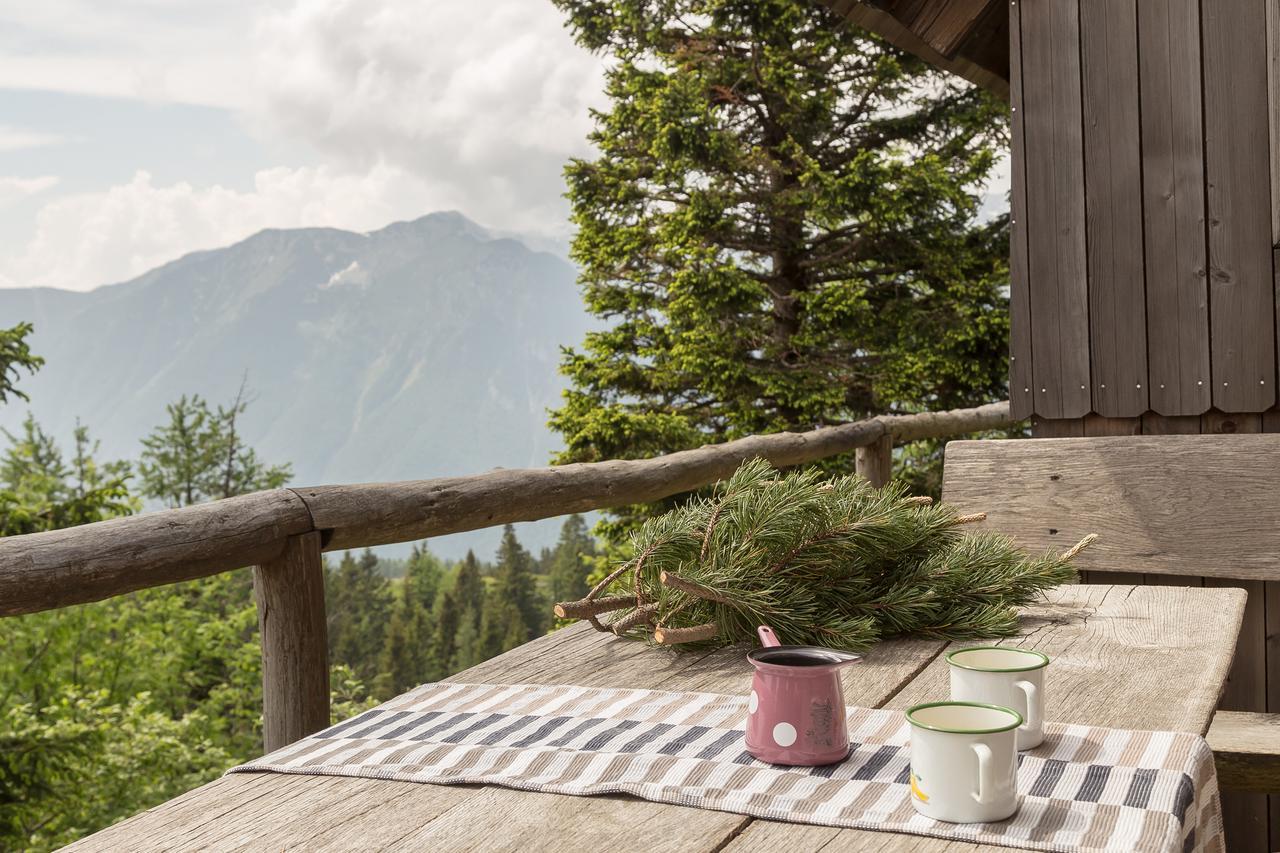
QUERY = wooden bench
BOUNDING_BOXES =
[941,436,1280,794]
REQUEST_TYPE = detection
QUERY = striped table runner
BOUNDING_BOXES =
[230,682,1223,852]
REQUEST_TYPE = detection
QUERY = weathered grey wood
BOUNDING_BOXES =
[1137,0,1212,416]
[1203,0,1277,413]
[68,586,1243,853]
[1209,711,1280,793]
[0,489,312,616]
[1007,0,1034,421]
[1269,0,1280,246]
[0,403,1014,615]
[886,585,1246,734]
[941,435,1280,580]
[302,403,1013,551]
[1081,0,1147,418]
[729,584,1246,852]
[253,531,329,752]
[855,434,893,487]
[1020,0,1091,420]
[1079,416,1144,585]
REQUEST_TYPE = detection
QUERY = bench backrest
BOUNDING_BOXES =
[940,436,1280,582]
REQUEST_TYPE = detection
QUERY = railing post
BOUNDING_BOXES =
[253,530,329,753]
[855,434,893,488]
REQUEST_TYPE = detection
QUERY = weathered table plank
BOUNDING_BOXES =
[67,585,1244,853]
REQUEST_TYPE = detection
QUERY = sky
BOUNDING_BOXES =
[0,1,1009,295]
[0,0,607,292]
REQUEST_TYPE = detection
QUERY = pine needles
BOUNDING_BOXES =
[553,458,1092,651]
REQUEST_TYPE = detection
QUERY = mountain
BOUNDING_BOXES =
[0,212,594,559]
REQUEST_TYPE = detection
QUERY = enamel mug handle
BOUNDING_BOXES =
[1015,680,1040,731]
[971,743,995,805]
[757,626,781,647]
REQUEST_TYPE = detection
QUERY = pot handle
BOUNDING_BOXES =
[757,626,781,648]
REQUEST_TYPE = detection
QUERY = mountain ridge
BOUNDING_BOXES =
[0,211,592,559]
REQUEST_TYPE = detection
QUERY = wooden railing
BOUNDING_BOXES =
[0,401,1014,751]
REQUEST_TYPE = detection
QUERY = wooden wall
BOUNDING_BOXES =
[1012,0,1280,849]
[1009,0,1280,422]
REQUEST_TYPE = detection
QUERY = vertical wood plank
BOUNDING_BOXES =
[1008,0,1035,420]
[1268,0,1280,246]
[254,531,330,753]
[1203,0,1277,413]
[1021,0,1091,419]
[854,435,893,488]
[1137,0,1213,416]
[1080,0,1148,417]
[1201,411,1269,852]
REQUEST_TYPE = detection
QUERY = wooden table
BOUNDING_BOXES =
[69,585,1246,852]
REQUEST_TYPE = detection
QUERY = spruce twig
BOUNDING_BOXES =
[554,458,1093,652]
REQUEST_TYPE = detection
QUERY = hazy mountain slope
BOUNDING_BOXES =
[0,212,593,558]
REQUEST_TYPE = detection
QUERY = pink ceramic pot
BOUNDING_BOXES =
[745,625,861,766]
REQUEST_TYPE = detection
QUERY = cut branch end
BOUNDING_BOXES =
[654,622,719,645]
[554,594,634,620]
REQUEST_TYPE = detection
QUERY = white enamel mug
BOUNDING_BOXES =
[906,701,1021,824]
[947,646,1048,750]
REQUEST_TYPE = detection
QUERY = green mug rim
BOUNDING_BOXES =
[906,700,1024,734]
[946,645,1050,673]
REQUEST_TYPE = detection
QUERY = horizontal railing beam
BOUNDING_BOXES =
[302,402,1013,550]
[0,489,313,616]
[0,402,1013,617]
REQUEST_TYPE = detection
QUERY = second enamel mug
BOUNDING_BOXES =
[947,646,1048,750]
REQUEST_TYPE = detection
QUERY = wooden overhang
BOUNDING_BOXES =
[818,0,1010,97]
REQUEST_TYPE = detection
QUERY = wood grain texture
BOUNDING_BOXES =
[1203,0,1277,413]
[1021,0,1091,419]
[941,435,1280,579]
[731,585,1246,852]
[67,586,1244,853]
[1081,0,1148,417]
[1137,0,1212,416]
[0,403,1014,614]
[1269,0,1280,245]
[1008,0,1034,420]
[253,531,329,752]
[301,403,1013,551]
[1209,711,1280,793]
[855,434,893,487]
[0,489,312,616]
[885,586,1244,733]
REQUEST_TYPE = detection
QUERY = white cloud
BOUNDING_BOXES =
[0,0,608,288]
[0,127,64,152]
[0,166,453,291]
[0,175,60,206]
[249,0,606,237]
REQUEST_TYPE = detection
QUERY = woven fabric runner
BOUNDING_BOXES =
[230,682,1223,852]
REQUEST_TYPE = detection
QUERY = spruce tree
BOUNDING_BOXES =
[548,514,597,605]
[549,0,1008,474]
[0,322,42,405]
[326,549,392,684]
[495,525,544,637]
